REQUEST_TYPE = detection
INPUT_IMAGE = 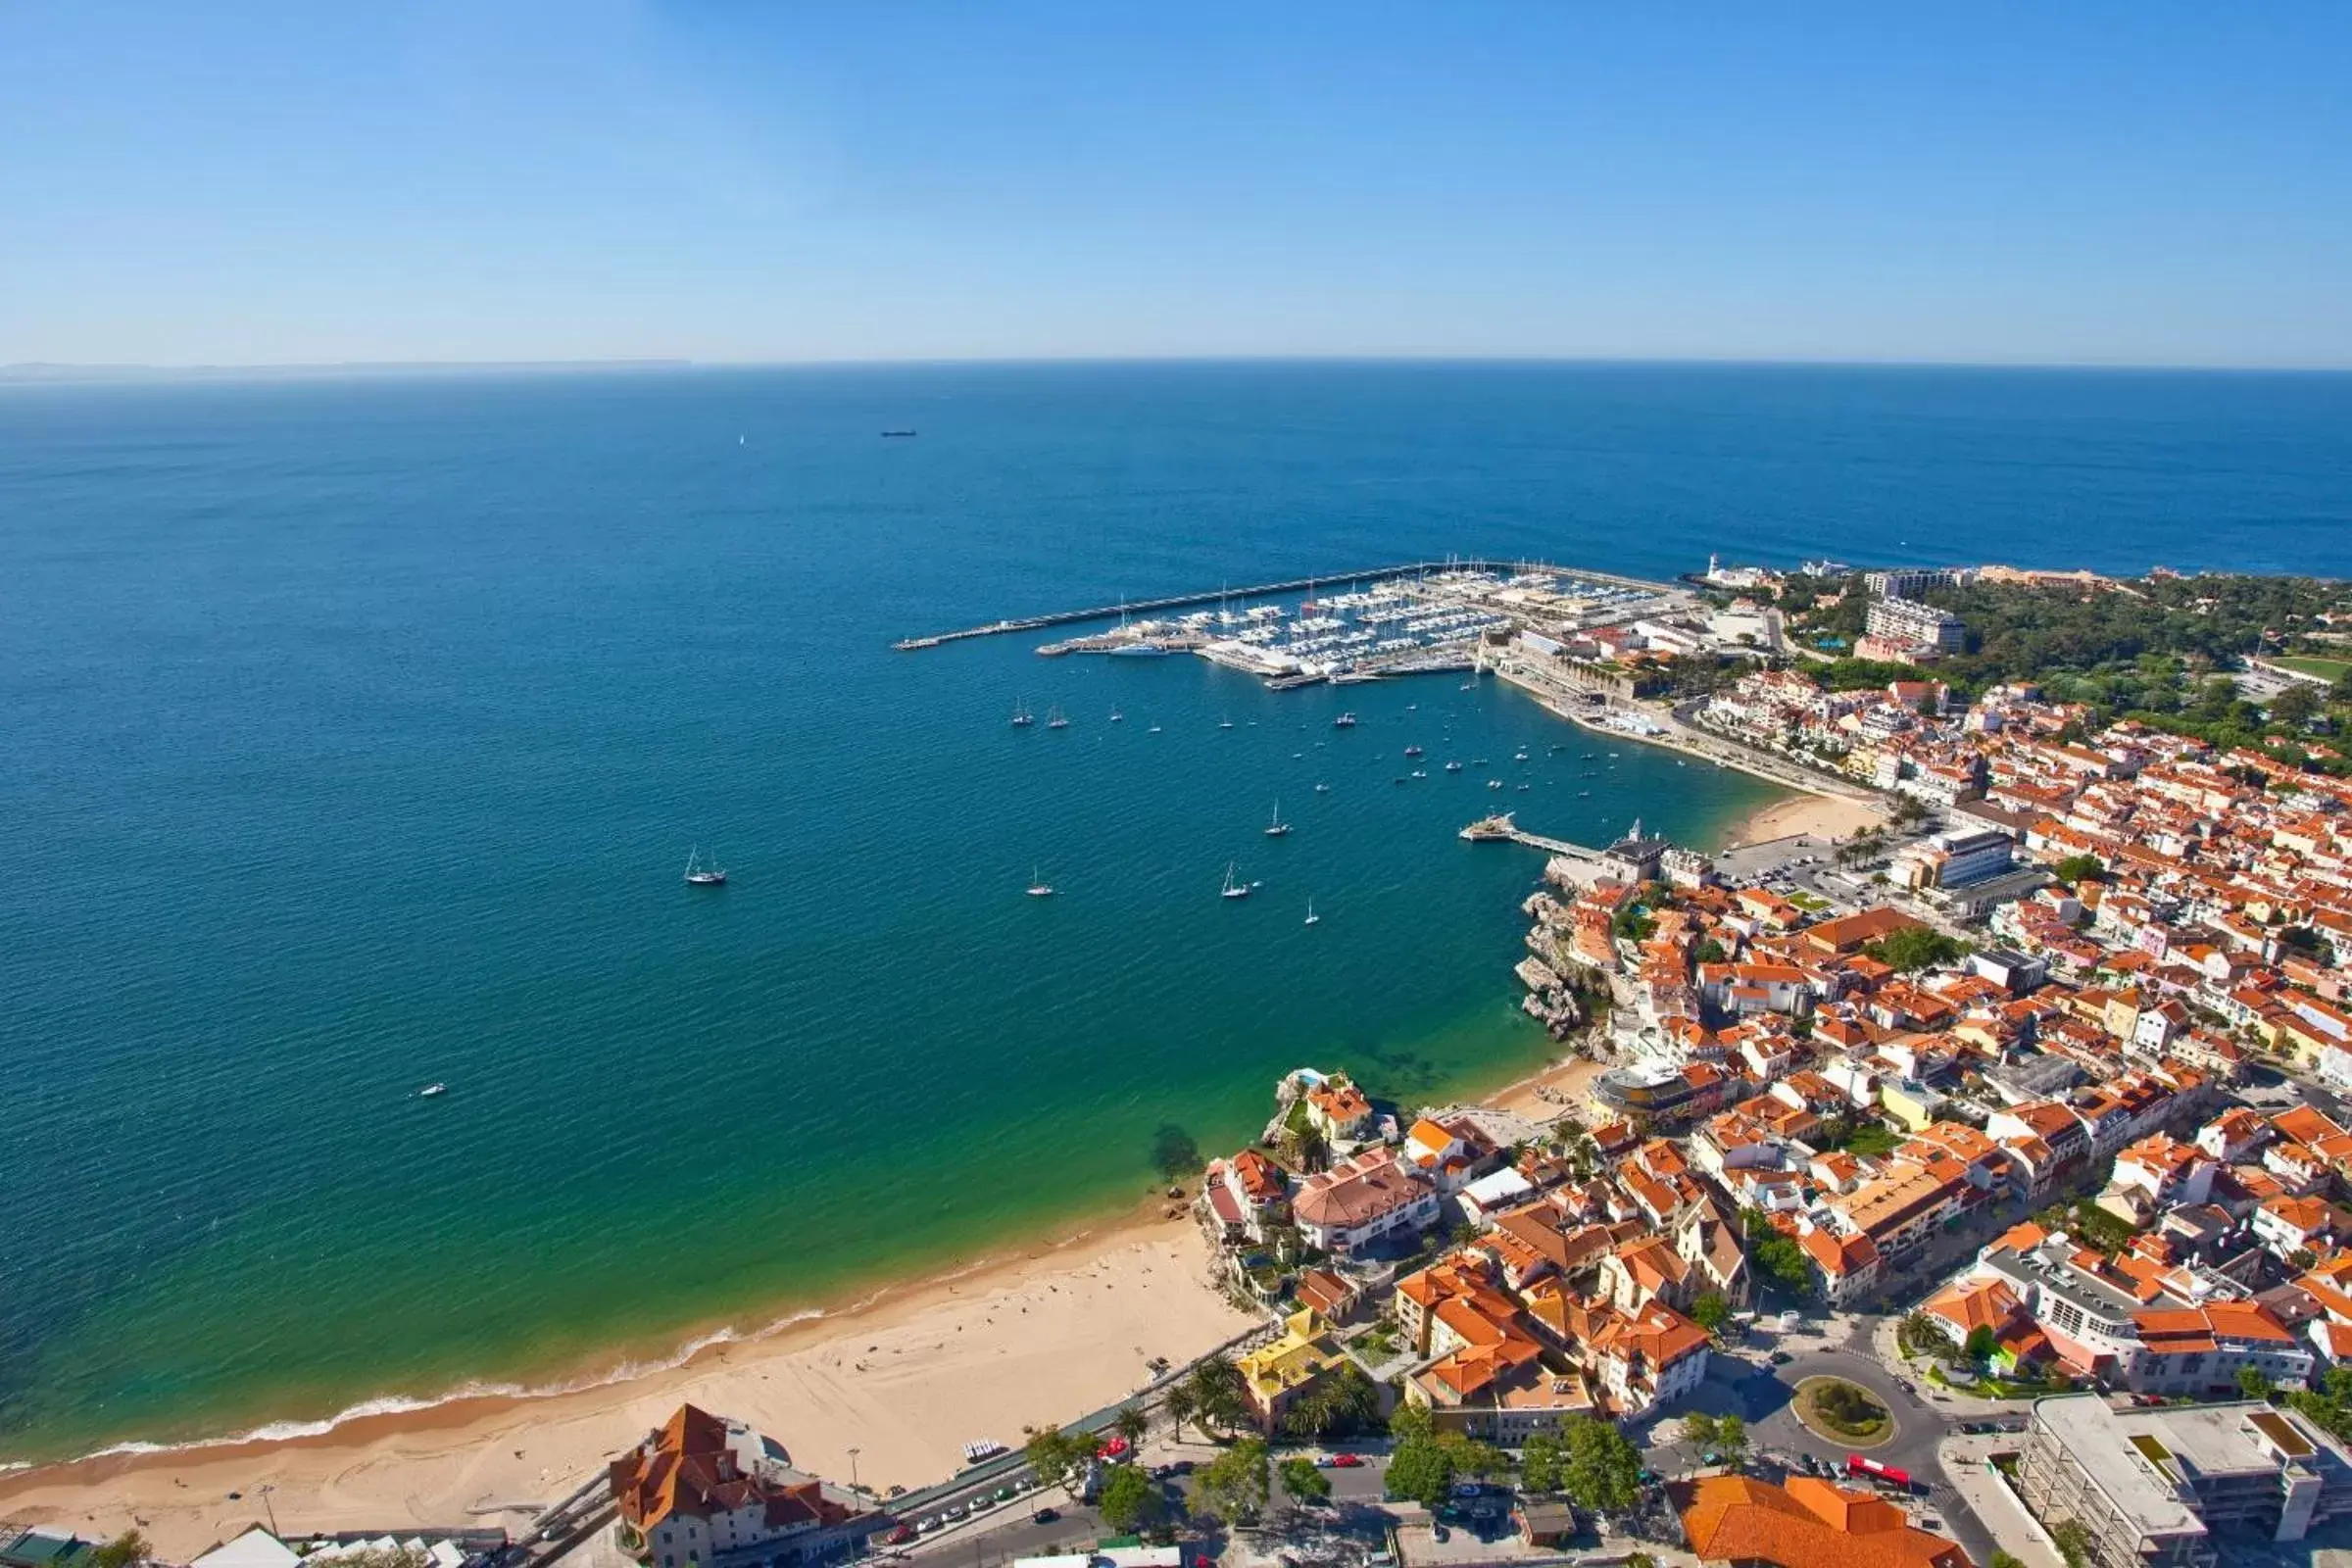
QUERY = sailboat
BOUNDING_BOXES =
[1011,699,1035,728]
[1303,900,1321,927]
[1221,862,1252,901]
[684,848,728,886]
[1264,800,1292,837]
[1026,865,1055,898]
[1108,708,1124,723]
[1219,716,1235,731]
[1046,706,1070,730]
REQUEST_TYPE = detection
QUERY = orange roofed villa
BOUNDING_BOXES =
[1679,1472,1968,1568]
[611,1404,882,1568]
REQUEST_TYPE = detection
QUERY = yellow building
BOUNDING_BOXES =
[1235,1309,1347,1431]
[1879,1081,1940,1134]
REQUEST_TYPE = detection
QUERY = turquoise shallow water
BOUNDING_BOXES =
[2,362,2348,1462]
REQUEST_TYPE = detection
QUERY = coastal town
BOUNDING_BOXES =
[17,559,2352,1568]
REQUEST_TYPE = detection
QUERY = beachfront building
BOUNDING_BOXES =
[611,1404,879,1568]
[1234,1308,1349,1433]
[1291,1146,1440,1256]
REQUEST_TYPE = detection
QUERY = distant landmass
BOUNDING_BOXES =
[0,359,694,383]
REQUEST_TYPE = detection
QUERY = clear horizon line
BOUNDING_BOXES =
[7,351,2352,381]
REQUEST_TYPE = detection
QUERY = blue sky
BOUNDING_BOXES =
[3,3,2348,368]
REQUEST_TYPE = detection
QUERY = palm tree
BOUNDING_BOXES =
[1114,1403,1149,1448]
[1163,1383,1199,1443]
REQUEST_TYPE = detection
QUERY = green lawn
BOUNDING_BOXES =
[2275,655,2352,682]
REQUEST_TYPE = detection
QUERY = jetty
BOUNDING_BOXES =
[889,557,1679,649]
[1457,811,1600,861]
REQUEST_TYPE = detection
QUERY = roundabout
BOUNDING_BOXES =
[1790,1374,1894,1447]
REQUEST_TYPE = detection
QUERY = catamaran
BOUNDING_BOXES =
[1264,800,1291,837]
[684,848,728,886]
[1010,699,1035,728]
[1221,862,1251,901]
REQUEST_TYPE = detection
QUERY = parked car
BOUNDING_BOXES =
[1770,1351,1792,1365]
[1032,1508,1060,1525]
[883,1526,913,1546]
[1333,1453,1364,1468]
[915,1517,942,1535]
[1315,1456,1338,1469]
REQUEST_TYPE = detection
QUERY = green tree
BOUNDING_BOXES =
[2272,683,2323,727]
[1715,1414,1747,1469]
[1556,1414,1644,1514]
[1681,1412,1718,1450]
[1099,1463,1164,1534]
[1286,1363,1384,1441]
[88,1536,149,1568]
[1162,1383,1198,1441]
[1024,1426,1091,1498]
[1385,1432,1458,1508]
[1520,1432,1565,1494]
[2052,854,2103,885]
[1690,1292,1731,1336]
[1990,1552,2027,1568]
[1190,1438,1271,1525]
[1278,1455,1332,1508]
[1388,1401,1436,1444]
[1184,1356,1250,1440]
[2050,1520,2091,1568]
[1964,1325,1999,1364]
[1865,925,1966,972]
[1114,1403,1150,1448]
[2238,1366,2274,1401]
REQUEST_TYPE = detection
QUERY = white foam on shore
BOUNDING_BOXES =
[46,1303,832,1469]
[28,1208,1154,1472]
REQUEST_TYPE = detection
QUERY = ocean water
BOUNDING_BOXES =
[2,362,2348,1464]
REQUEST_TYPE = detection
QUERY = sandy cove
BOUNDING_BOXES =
[1728,789,1886,847]
[0,1221,1255,1563]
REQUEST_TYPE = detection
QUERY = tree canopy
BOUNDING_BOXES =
[1190,1439,1271,1525]
[1099,1463,1164,1534]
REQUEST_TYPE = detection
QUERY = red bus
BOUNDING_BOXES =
[1846,1454,1912,1489]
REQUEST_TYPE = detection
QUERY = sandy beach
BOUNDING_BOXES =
[1728,790,1886,847]
[1481,1056,1607,1123]
[0,1220,1255,1562]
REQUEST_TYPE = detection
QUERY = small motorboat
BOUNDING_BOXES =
[1148,724,1163,734]
[1412,769,1428,779]
[1109,709,1124,723]
[1219,717,1235,730]
[1313,782,1332,793]
[1445,760,1463,772]
[1488,779,1504,790]
[419,1083,447,1099]
[1333,712,1357,728]
[1402,745,1424,758]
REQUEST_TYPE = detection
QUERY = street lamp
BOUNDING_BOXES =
[260,1484,280,1537]
[848,1447,861,1495]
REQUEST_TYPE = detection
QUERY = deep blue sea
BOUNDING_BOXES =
[1,362,2347,1462]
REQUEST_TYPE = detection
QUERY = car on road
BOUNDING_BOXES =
[994,1486,1016,1502]
[942,1504,964,1521]
[1769,1351,1792,1365]
[1032,1508,1060,1525]
[1314,1456,1338,1468]
[883,1526,913,1546]
[1332,1453,1365,1468]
